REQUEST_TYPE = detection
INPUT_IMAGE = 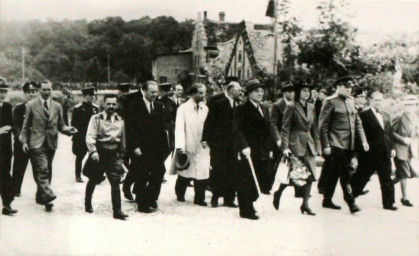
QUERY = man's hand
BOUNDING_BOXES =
[22,143,29,153]
[134,147,142,157]
[201,141,208,149]
[276,140,281,149]
[362,142,370,152]
[67,127,78,135]
[91,152,99,162]
[323,147,331,156]
[391,149,396,158]
[0,125,12,134]
[242,147,251,158]
[269,151,274,159]
[283,149,292,157]
[404,137,412,145]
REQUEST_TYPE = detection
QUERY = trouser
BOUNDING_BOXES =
[12,141,32,195]
[122,156,136,193]
[237,156,259,216]
[352,155,395,206]
[85,148,123,212]
[0,152,14,206]
[175,175,206,203]
[323,147,356,205]
[74,151,87,178]
[318,155,333,194]
[253,159,271,193]
[210,164,237,203]
[132,156,166,208]
[29,145,56,204]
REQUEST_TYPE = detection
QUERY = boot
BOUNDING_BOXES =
[113,210,128,220]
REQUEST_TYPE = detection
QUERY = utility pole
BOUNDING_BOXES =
[273,0,279,101]
[22,47,25,81]
[107,53,111,85]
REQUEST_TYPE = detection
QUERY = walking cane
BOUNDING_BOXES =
[245,155,268,220]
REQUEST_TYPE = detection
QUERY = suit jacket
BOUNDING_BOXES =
[125,98,170,163]
[202,94,237,168]
[391,112,417,160]
[319,95,366,151]
[281,102,319,157]
[359,108,393,160]
[234,100,274,161]
[20,98,69,150]
[314,99,323,122]
[162,96,184,150]
[270,99,289,142]
[0,102,13,155]
[12,102,27,142]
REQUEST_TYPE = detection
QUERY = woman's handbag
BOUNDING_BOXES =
[273,156,290,188]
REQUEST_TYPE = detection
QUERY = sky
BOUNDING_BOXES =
[1,0,418,35]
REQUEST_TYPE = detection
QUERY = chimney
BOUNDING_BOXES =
[219,11,225,22]
[204,11,207,21]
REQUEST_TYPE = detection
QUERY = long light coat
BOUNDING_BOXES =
[175,98,210,180]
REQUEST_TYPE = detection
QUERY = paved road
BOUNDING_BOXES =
[1,135,418,256]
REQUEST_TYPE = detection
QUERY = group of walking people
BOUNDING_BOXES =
[0,75,417,221]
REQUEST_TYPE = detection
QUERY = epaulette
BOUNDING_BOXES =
[92,103,99,109]
[74,103,82,108]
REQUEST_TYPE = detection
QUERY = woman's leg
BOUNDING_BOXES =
[400,178,408,200]
[273,184,287,210]
[302,182,312,208]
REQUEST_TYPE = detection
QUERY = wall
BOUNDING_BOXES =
[152,53,193,84]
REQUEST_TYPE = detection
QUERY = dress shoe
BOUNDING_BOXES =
[113,211,128,220]
[300,206,316,216]
[223,202,238,208]
[149,201,158,211]
[2,206,18,215]
[240,213,259,220]
[273,191,283,210]
[322,199,341,210]
[44,195,57,204]
[349,203,361,214]
[123,187,134,201]
[211,196,218,207]
[401,199,413,207]
[383,205,398,211]
[137,206,152,213]
[85,202,94,213]
[76,176,84,183]
[194,201,207,207]
[45,203,54,212]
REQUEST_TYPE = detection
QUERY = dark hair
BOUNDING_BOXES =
[142,80,157,91]
[294,86,312,103]
[188,83,206,95]
[104,94,118,102]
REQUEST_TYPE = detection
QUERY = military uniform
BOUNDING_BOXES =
[318,93,367,211]
[71,101,99,180]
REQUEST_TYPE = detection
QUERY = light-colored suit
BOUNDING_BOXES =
[392,112,418,161]
[20,98,68,150]
[19,97,70,204]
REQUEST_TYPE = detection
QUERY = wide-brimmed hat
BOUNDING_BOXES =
[118,83,131,92]
[294,82,314,92]
[81,86,95,96]
[175,151,190,171]
[159,83,172,92]
[0,77,9,91]
[244,79,265,95]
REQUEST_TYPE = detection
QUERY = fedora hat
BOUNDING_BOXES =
[294,81,314,92]
[244,79,265,95]
[175,151,190,171]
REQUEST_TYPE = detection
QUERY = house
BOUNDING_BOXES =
[152,12,282,86]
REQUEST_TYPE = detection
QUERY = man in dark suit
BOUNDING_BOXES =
[351,91,397,210]
[202,81,241,208]
[0,82,17,216]
[12,82,39,197]
[162,84,184,152]
[125,81,170,213]
[319,76,369,213]
[20,81,77,211]
[234,79,274,220]
[71,87,99,183]
[314,88,327,122]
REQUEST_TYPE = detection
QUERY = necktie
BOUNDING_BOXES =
[150,101,155,116]
[106,114,112,122]
[44,100,49,111]
[176,99,179,107]
[257,104,264,117]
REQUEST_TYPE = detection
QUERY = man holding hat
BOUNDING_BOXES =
[202,81,242,208]
[318,76,369,213]
[235,79,274,219]
[71,86,99,182]
[11,82,39,197]
[0,80,17,215]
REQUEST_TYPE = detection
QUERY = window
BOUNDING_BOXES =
[238,69,242,79]
[247,69,250,78]
[160,76,167,83]
[238,51,242,62]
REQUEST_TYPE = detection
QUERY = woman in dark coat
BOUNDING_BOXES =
[273,82,320,215]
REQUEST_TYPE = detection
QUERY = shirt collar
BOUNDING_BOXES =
[249,99,260,108]
[103,111,118,121]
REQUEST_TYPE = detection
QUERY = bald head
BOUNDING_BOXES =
[227,82,242,100]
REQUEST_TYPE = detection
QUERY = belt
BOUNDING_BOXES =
[97,142,119,150]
